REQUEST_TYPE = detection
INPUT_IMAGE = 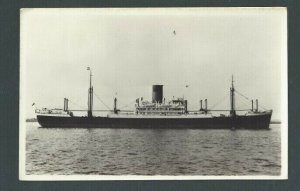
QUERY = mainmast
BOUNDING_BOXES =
[87,67,93,117]
[230,75,236,117]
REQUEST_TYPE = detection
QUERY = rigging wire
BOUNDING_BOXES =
[235,90,251,101]
[235,89,268,110]
[257,104,267,111]
[68,99,86,110]
[208,94,228,110]
[119,100,137,110]
[93,92,111,110]
[235,96,251,110]
[186,88,268,111]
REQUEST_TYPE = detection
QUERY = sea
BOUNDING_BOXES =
[25,122,281,176]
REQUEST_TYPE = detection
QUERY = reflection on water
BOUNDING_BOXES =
[26,123,281,175]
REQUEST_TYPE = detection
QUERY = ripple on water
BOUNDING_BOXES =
[26,123,281,176]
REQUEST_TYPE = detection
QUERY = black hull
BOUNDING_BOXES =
[37,112,272,129]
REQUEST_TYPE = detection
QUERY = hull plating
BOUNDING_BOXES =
[37,113,272,129]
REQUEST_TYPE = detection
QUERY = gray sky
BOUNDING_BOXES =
[21,8,286,120]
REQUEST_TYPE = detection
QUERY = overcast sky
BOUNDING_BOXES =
[20,8,286,120]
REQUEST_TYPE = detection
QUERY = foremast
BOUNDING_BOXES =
[230,75,236,117]
[87,67,93,117]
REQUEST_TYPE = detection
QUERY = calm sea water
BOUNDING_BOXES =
[26,122,281,176]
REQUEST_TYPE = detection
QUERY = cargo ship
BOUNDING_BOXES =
[36,68,272,129]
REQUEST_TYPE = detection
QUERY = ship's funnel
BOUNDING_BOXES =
[152,85,163,103]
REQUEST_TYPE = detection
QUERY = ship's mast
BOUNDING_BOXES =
[230,75,236,117]
[87,67,93,117]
